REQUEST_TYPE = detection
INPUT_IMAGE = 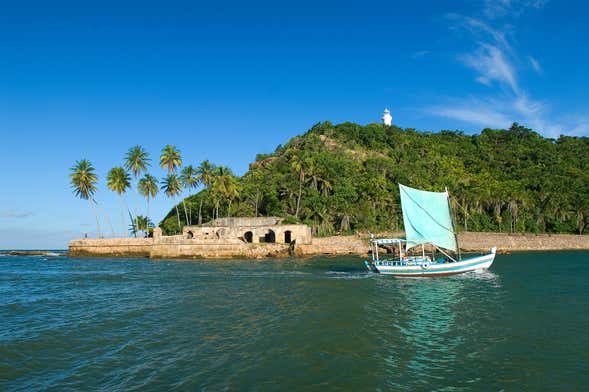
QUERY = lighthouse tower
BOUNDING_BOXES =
[382,108,392,126]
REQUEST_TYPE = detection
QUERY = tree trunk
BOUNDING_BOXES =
[95,202,114,237]
[146,197,150,236]
[182,199,189,226]
[295,170,303,218]
[198,198,203,225]
[175,202,181,234]
[119,195,125,237]
[89,200,102,238]
[134,186,140,238]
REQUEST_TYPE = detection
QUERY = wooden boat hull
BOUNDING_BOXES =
[365,251,495,277]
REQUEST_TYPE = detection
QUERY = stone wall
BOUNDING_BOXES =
[69,238,153,258]
[68,232,589,259]
[150,241,291,259]
[182,224,312,245]
[297,236,367,256]
[69,236,293,259]
[298,232,589,256]
[459,232,589,252]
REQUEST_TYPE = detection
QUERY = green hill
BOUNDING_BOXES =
[160,122,589,236]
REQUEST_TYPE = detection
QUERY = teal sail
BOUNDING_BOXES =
[399,184,457,251]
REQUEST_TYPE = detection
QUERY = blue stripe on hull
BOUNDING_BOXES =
[366,254,494,276]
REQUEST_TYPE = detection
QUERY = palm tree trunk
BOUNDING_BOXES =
[119,195,125,237]
[146,197,150,236]
[295,170,302,218]
[134,187,140,237]
[174,198,181,233]
[95,202,114,237]
[198,198,203,225]
[182,199,189,226]
[89,200,102,238]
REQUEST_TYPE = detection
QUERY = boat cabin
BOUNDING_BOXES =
[369,238,458,267]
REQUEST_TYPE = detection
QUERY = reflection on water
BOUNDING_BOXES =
[367,272,505,390]
[1,253,588,391]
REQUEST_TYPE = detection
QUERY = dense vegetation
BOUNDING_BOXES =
[160,122,589,236]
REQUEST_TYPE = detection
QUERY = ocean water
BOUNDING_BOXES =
[1,252,588,391]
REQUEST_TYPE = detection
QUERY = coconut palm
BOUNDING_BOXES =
[211,166,239,218]
[138,174,158,233]
[124,145,151,235]
[180,165,198,225]
[223,176,240,217]
[128,215,154,237]
[107,166,131,236]
[69,159,101,237]
[125,145,151,177]
[196,160,216,224]
[289,153,306,218]
[160,145,182,173]
[161,173,183,232]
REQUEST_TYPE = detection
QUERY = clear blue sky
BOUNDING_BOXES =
[1,0,587,248]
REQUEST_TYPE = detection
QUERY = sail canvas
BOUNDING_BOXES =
[399,184,457,251]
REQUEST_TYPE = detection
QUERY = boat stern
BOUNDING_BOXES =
[364,260,380,273]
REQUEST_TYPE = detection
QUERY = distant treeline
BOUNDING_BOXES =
[161,122,589,236]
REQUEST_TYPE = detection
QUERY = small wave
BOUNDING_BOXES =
[325,271,375,280]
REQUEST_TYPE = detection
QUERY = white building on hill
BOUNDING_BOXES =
[382,108,392,126]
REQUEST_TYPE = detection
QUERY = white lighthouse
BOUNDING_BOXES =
[382,108,392,126]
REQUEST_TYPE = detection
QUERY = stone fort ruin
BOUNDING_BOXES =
[70,217,315,259]
[181,217,312,245]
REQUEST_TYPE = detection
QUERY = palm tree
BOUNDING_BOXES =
[128,215,154,237]
[224,176,240,217]
[138,174,158,233]
[180,165,198,225]
[161,173,183,232]
[289,153,306,218]
[125,145,151,235]
[69,159,101,238]
[196,160,216,224]
[211,166,239,218]
[107,166,131,236]
[160,145,182,173]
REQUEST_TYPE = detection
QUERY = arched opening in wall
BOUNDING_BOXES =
[261,229,276,243]
[244,231,253,243]
[284,230,292,244]
[187,231,194,239]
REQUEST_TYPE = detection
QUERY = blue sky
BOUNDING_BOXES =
[1,0,587,248]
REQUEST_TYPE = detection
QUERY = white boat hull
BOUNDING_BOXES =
[365,251,496,277]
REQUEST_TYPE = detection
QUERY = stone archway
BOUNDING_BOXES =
[261,229,276,243]
[244,231,253,243]
[284,230,292,244]
[187,231,194,239]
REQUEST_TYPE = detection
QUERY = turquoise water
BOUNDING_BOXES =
[1,252,588,391]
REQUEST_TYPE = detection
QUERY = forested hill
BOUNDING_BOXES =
[160,122,589,236]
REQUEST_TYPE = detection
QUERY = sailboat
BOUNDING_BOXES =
[364,184,496,276]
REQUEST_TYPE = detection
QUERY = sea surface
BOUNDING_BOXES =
[1,252,588,391]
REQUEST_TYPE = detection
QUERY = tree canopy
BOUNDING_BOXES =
[160,122,589,236]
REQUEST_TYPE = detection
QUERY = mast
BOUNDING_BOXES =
[446,187,461,261]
